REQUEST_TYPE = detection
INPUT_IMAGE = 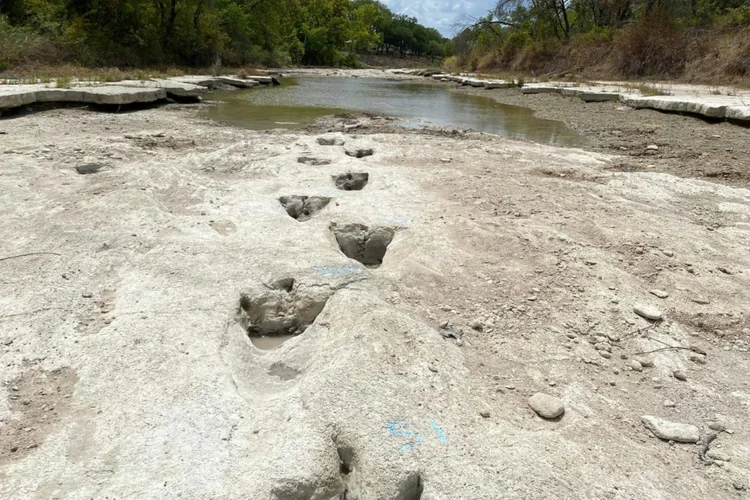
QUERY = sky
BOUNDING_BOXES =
[381,0,495,37]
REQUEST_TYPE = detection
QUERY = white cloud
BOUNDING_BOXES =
[381,0,496,37]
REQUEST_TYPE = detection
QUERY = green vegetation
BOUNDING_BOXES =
[0,0,448,71]
[451,0,750,82]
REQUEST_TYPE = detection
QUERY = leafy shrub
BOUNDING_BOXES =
[442,55,462,73]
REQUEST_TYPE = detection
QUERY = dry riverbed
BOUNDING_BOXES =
[1,81,750,499]
[455,85,750,187]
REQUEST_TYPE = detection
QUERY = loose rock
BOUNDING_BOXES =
[297,156,331,166]
[629,359,643,372]
[708,421,727,432]
[672,370,687,381]
[528,393,565,419]
[317,136,345,146]
[633,304,663,321]
[76,163,105,175]
[649,289,669,299]
[344,147,374,158]
[480,410,491,418]
[641,415,699,443]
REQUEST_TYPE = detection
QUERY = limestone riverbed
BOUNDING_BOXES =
[1,72,750,499]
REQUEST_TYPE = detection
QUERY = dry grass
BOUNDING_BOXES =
[622,82,672,96]
[55,76,72,89]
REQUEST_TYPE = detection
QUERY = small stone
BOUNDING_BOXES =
[707,449,731,462]
[708,421,726,432]
[672,370,687,381]
[629,359,643,372]
[600,351,612,359]
[470,319,483,331]
[691,297,710,305]
[528,393,565,419]
[505,385,516,390]
[607,333,620,342]
[82,292,93,298]
[639,358,654,368]
[480,410,491,418]
[663,400,676,408]
[10,446,18,452]
[76,163,105,175]
[428,365,438,373]
[641,415,699,443]
[661,249,674,257]
[344,147,374,159]
[689,354,706,365]
[733,481,746,491]
[635,247,644,255]
[646,144,659,151]
[317,136,345,146]
[649,289,669,299]
[633,304,663,321]
[527,296,538,301]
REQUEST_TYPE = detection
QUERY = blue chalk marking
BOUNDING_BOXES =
[428,419,448,444]
[314,263,361,276]
[397,433,424,452]
[387,420,414,437]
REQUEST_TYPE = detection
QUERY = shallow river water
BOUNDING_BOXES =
[204,76,582,146]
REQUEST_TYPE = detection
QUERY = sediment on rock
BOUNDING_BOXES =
[279,196,331,221]
[237,278,332,339]
[332,223,395,267]
[332,173,369,191]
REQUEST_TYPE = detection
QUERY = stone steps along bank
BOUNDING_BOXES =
[0,74,280,110]
[389,68,750,124]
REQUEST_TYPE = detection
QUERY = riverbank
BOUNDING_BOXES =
[1,74,750,498]
[451,84,750,187]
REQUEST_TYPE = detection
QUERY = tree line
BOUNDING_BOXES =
[0,0,449,69]
[450,0,750,78]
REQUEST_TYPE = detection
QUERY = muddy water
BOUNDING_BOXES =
[204,77,583,146]
[250,335,294,350]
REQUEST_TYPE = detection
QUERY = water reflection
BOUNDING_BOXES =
[203,77,582,147]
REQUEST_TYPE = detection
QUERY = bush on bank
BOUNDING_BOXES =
[449,0,750,83]
[0,0,449,72]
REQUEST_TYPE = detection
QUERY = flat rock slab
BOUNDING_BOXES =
[104,79,206,98]
[522,86,564,95]
[79,86,166,105]
[1,84,167,108]
[641,416,699,443]
[484,81,513,89]
[171,75,259,89]
[621,95,728,119]
[0,86,38,109]
[560,88,620,102]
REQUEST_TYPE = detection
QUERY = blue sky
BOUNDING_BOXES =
[381,0,495,37]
